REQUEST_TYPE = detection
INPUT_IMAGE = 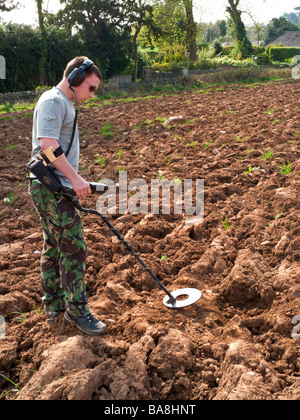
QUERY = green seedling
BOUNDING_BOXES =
[261,150,274,160]
[279,162,292,175]
[0,374,21,400]
[186,141,198,148]
[5,306,26,323]
[156,117,166,123]
[173,177,182,186]
[271,119,284,125]
[157,172,165,182]
[95,155,106,166]
[193,340,201,350]
[100,123,113,139]
[5,144,17,154]
[3,192,14,205]
[222,216,231,230]
[117,149,124,160]
[133,123,142,130]
[244,166,260,174]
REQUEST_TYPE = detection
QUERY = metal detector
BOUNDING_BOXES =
[61,185,202,309]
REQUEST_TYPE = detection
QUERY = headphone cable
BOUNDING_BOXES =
[65,85,78,158]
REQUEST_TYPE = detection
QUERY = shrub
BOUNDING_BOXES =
[222,46,234,56]
[193,58,219,70]
[218,56,257,67]
[252,45,265,55]
[255,53,271,65]
[161,44,188,63]
[268,47,300,62]
[197,42,209,51]
[265,44,275,56]
[152,62,170,72]
[211,40,223,55]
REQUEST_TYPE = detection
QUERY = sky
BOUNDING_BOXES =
[1,0,300,26]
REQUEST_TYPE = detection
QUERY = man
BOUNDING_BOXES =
[29,56,107,336]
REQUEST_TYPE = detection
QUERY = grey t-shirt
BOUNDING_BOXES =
[31,87,79,189]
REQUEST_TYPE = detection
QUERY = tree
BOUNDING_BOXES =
[249,22,264,46]
[199,20,227,44]
[139,0,197,62]
[243,10,264,46]
[182,0,197,61]
[56,0,141,78]
[0,24,41,92]
[226,0,252,58]
[138,0,187,49]
[283,7,300,26]
[263,17,300,45]
[131,1,160,82]
[216,20,227,38]
[45,27,83,85]
[36,0,47,85]
[0,0,19,12]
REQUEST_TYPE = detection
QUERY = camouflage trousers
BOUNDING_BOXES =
[29,181,90,317]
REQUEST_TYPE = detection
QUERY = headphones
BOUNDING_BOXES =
[68,59,94,87]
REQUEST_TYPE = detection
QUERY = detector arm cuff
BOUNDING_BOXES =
[36,146,64,166]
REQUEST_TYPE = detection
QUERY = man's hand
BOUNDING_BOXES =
[71,175,92,198]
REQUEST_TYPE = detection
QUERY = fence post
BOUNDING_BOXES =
[180,67,189,77]
[0,56,6,79]
[143,66,152,82]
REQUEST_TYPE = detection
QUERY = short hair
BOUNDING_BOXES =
[64,56,102,82]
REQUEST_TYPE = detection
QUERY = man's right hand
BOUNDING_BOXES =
[71,175,92,198]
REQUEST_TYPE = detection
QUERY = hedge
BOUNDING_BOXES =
[268,47,300,62]
[222,46,234,56]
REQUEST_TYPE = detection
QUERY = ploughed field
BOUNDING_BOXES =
[0,79,299,400]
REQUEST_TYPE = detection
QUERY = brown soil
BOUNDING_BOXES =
[0,80,299,400]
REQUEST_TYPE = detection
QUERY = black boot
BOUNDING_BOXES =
[64,311,107,335]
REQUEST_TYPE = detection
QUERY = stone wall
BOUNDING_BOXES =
[0,90,46,106]
[98,67,223,95]
[0,66,245,105]
[0,67,224,105]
